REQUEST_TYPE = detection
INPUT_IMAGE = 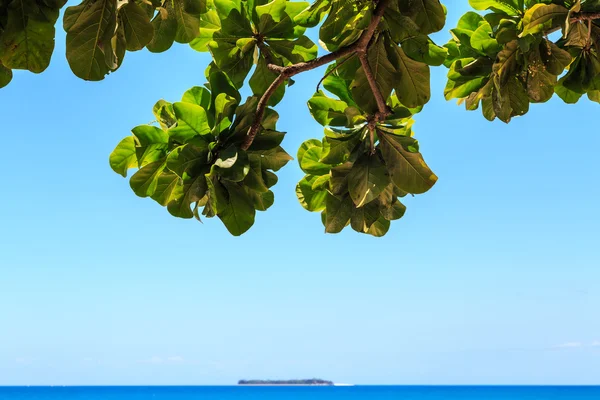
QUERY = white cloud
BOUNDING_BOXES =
[592,341,600,347]
[555,342,583,348]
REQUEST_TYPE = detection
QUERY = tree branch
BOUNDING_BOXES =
[241,0,392,151]
[358,51,389,120]
[572,12,600,22]
[546,12,600,35]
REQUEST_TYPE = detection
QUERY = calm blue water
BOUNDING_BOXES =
[0,386,599,400]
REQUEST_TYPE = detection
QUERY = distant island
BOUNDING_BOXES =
[238,379,334,386]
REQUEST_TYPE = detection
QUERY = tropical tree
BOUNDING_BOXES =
[1,0,597,236]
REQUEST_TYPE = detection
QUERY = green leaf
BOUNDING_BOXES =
[319,0,368,51]
[173,0,203,43]
[132,125,169,145]
[214,146,250,182]
[521,4,567,37]
[492,76,529,122]
[387,43,431,108]
[347,153,391,207]
[444,61,489,100]
[130,160,167,197]
[244,158,269,193]
[205,172,228,214]
[120,2,154,51]
[147,4,178,52]
[307,91,349,127]
[182,86,212,110]
[398,0,446,35]
[541,40,571,76]
[249,146,292,171]
[167,137,211,177]
[320,130,362,165]
[296,175,328,211]
[492,40,519,86]
[218,181,256,236]
[322,61,357,104]
[555,76,583,103]
[300,146,330,175]
[246,188,275,211]
[167,174,208,218]
[381,200,407,221]
[65,0,118,81]
[352,36,396,113]
[297,139,321,163]
[170,102,212,142]
[366,216,390,237]
[294,0,330,27]
[468,0,521,16]
[323,194,353,233]
[153,100,177,129]
[329,162,352,195]
[255,0,287,36]
[130,125,169,167]
[151,172,181,206]
[470,21,501,56]
[0,0,59,73]
[350,202,380,233]
[209,70,242,105]
[0,62,12,88]
[109,136,137,177]
[311,174,331,191]
[249,56,285,106]
[378,132,437,194]
[213,93,238,133]
[190,9,221,51]
[267,36,318,64]
[249,130,286,151]
[208,34,255,88]
[402,35,448,66]
[213,0,253,37]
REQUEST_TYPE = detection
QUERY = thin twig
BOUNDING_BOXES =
[315,55,353,93]
[241,0,392,151]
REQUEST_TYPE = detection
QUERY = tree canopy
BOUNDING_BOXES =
[1,0,597,236]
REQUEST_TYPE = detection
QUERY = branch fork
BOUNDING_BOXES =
[241,0,392,150]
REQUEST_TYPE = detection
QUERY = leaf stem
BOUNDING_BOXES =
[241,0,392,151]
[368,123,376,155]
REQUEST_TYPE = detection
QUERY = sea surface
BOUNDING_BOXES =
[1,386,599,400]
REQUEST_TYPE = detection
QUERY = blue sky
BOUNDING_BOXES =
[0,1,599,386]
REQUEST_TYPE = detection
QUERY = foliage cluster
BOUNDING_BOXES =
[3,0,600,236]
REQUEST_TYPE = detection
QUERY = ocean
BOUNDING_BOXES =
[0,386,599,400]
